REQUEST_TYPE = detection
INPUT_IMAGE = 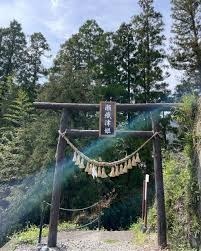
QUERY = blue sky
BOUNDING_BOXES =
[0,0,180,89]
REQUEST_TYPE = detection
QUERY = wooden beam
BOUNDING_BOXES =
[64,129,153,138]
[33,102,179,112]
[152,112,167,249]
[47,109,70,247]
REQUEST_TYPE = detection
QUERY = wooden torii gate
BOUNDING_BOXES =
[34,102,178,249]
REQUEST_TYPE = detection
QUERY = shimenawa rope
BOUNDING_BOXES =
[43,200,100,212]
[66,216,100,231]
[58,130,158,167]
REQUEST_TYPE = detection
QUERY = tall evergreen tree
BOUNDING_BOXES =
[0,89,35,179]
[0,22,24,122]
[0,77,17,126]
[3,89,34,128]
[132,0,169,103]
[0,20,26,80]
[97,32,127,102]
[78,20,104,73]
[57,20,104,82]
[112,23,138,103]
[170,0,201,94]
[93,32,116,86]
[20,32,50,100]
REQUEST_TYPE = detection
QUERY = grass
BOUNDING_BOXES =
[104,239,119,244]
[2,221,77,250]
[130,219,157,247]
[58,221,77,232]
[13,225,48,245]
[130,219,197,251]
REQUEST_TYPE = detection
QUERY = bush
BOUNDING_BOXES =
[13,225,48,245]
[164,151,200,250]
[9,221,76,247]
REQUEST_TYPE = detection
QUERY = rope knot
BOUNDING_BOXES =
[59,129,67,138]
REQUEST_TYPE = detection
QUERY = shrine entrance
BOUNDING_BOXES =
[34,101,178,249]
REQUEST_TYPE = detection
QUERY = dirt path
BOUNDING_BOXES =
[3,230,159,251]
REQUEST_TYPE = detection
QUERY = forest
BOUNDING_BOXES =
[0,0,201,250]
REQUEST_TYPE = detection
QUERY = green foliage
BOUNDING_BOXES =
[0,20,26,80]
[0,90,36,180]
[164,96,200,249]
[170,0,201,96]
[130,219,157,247]
[130,219,147,245]
[132,0,169,103]
[0,20,49,101]
[144,97,200,250]
[172,95,197,155]
[143,150,200,250]
[58,221,76,231]
[3,90,35,128]
[0,129,26,180]
[104,239,119,244]
[164,153,192,246]
[11,221,76,246]
[164,153,201,250]
[20,32,50,100]
[146,204,157,231]
[111,23,137,103]
[13,225,48,245]
[0,76,17,125]
[173,95,197,131]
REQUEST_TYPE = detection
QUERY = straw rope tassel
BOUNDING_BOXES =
[85,162,90,173]
[115,166,120,176]
[72,152,76,162]
[97,167,102,177]
[132,156,137,167]
[109,167,115,177]
[79,158,85,169]
[135,152,141,163]
[88,164,93,175]
[75,154,80,166]
[92,165,98,179]
[120,165,124,174]
[101,167,108,178]
[121,163,126,173]
[127,159,132,169]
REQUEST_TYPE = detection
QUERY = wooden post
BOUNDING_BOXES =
[38,202,45,244]
[98,215,101,231]
[144,174,149,230]
[47,109,69,247]
[142,180,145,220]
[152,112,167,249]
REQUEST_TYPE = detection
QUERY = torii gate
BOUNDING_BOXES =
[34,101,178,249]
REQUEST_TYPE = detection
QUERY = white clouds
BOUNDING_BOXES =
[0,0,139,41]
[0,0,172,46]
[0,0,31,28]
[0,0,47,34]
[0,0,179,89]
[44,18,67,39]
[50,0,60,8]
[44,18,65,34]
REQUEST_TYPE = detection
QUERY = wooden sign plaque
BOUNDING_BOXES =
[99,101,116,137]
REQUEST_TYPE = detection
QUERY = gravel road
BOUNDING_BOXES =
[5,230,160,251]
